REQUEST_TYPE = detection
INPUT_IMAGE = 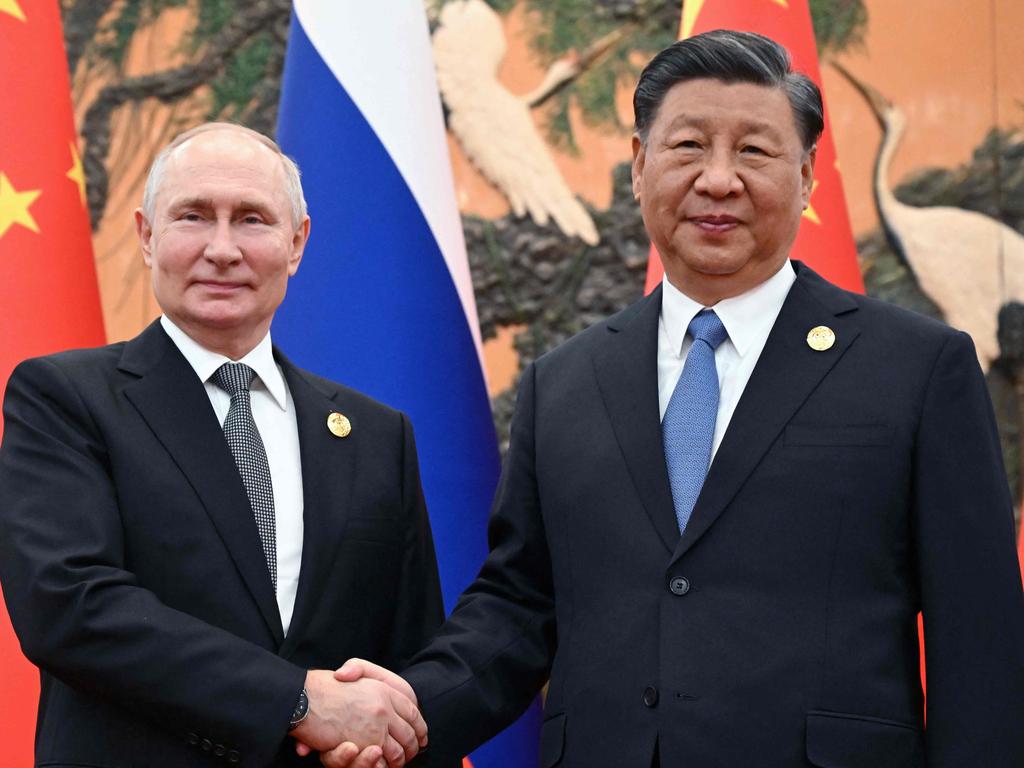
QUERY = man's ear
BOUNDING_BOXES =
[631,134,646,202]
[287,216,311,277]
[134,208,153,267]
[801,146,817,209]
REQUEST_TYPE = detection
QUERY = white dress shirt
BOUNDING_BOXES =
[160,316,304,635]
[658,260,796,461]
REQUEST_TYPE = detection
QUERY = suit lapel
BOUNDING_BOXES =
[119,322,284,644]
[671,264,861,563]
[591,286,680,552]
[277,356,357,656]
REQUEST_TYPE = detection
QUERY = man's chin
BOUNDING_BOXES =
[669,251,748,279]
[177,307,251,332]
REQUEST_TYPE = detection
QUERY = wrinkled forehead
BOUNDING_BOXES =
[166,129,284,177]
[654,78,802,142]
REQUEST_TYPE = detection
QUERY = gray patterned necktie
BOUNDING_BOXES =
[212,362,277,591]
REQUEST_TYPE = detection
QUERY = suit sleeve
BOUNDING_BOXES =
[0,357,306,767]
[404,362,555,764]
[912,331,1024,764]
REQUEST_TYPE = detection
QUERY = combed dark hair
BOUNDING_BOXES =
[633,29,823,151]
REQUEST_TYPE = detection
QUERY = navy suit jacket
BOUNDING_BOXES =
[0,320,446,768]
[405,262,1024,767]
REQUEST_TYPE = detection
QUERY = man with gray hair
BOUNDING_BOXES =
[330,29,1024,768]
[0,122,450,767]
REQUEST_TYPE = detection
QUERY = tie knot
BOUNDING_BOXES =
[687,309,728,350]
[212,362,256,397]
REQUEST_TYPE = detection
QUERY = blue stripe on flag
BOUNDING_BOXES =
[275,11,541,767]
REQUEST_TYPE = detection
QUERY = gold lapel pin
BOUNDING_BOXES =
[327,412,352,438]
[806,325,836,352]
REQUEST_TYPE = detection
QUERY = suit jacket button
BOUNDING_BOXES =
[201,738,212,752]
[187,732,199,746]
[227,750,240,763]
[214,744,226,757]
[669,576,690,595]
[643,686,659,707]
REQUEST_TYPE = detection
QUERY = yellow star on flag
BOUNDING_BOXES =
[67,142,87,207]
[0,173,42,238]
[802,179,821,225]
[679,0,705,38]
[0,0,26,22]
[681,0,788,39]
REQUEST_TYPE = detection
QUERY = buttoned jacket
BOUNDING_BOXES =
[0,320,446,768]
[405,262,1024,768]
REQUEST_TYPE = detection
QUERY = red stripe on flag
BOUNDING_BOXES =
[1,1,106,761]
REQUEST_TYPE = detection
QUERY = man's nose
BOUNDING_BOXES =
[203,219,242,264]
[693,150,743,198]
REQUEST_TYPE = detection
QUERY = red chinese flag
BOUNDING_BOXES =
[644,0,863,295]
[1,1,105,761]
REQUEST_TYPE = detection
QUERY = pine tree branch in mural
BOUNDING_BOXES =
[78,0,290,228]
[62,0,119,77]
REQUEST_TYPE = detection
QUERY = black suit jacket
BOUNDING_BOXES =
[404,263,1024,768]
[0,320,446,768]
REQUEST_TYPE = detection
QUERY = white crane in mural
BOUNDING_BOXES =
[432,0,600,245]
[833,62,1024,370]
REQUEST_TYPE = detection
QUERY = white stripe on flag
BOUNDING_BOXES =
[293,1,485,364]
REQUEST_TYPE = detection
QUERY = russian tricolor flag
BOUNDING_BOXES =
[274,3,540,765]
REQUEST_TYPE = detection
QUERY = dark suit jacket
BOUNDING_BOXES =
[0,320,446,768]
[404,263,1024,768]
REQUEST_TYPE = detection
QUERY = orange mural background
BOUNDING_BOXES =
[71,0,1024,398]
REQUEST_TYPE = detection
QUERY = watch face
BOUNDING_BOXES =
[290,689,309,729]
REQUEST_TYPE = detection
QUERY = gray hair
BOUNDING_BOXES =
[633,29,824,152]
[141,122,308,227]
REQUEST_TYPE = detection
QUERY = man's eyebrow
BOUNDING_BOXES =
[237,199,276,215]
[167,196,213,211]
[663,114,785,139]
[165,196,277,216]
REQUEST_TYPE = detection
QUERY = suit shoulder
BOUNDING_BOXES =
[797,268,965,352]
[846,291,966,348]
[534,291,652,370]
[10,341,128,384]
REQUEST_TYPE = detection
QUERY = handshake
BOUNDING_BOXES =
[291,659,425,768]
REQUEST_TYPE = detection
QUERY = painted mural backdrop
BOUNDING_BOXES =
[59,0,1024,525]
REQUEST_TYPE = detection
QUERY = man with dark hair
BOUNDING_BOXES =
[329,29,1024,768]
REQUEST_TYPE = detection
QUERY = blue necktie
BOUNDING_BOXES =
[663,309,729,535]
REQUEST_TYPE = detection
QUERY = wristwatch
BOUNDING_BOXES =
[289,688,309,731]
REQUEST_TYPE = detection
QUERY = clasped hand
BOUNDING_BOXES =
[292,662,424,768]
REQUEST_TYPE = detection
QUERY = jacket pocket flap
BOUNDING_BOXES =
[785,424,893,447]
[540,713,567,768]
[806,711,922,768]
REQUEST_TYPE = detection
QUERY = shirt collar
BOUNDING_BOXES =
[661,259,796,358]
[159,315,288,411]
